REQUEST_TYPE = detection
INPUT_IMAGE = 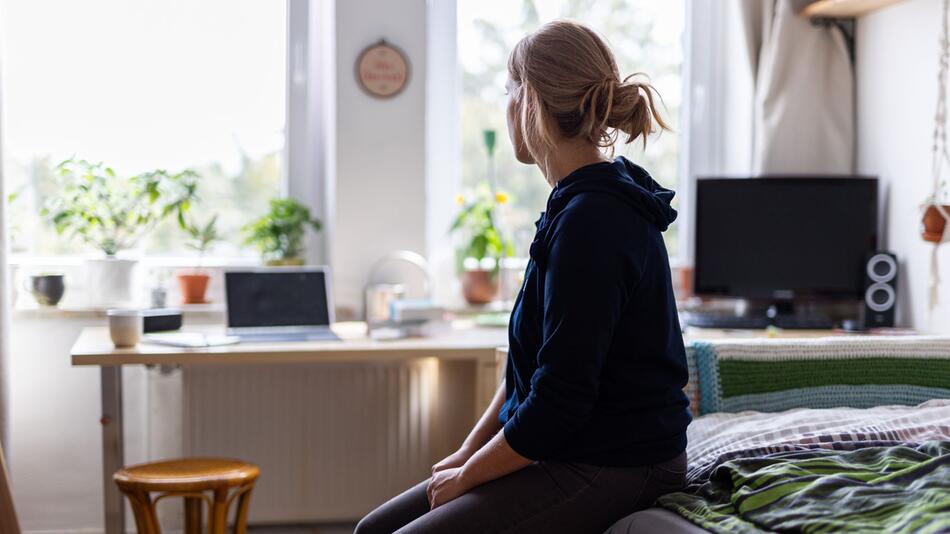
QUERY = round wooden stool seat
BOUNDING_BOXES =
[113,457,260,534]
[114,458,260,492]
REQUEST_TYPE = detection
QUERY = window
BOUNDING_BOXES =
[458,0,685,258]
[1,0,287,257]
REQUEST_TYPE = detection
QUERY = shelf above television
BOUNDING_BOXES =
[801,0,905,18]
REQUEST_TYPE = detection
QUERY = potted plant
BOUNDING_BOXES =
[242,198,321,266]
[922,177,950,242]
[450,189,513,304]
[922,204,950,242]
[178,214,220,304]
[42,158,198,306]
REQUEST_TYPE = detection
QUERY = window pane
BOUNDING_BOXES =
[458,0,684,257]
[1,0,286,256]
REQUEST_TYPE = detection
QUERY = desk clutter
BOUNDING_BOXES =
[364,251,446,340]
[104,260,455,348]
[106,265,345,348]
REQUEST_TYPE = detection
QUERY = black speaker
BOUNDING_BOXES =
[864,252,897,328]
[142,308,183,333]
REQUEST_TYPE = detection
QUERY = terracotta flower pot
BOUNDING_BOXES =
[921,204,950,243]
[461,269,499,305]
[177,273,210,304]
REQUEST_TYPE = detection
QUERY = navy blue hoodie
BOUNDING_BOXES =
[499,156,691,466]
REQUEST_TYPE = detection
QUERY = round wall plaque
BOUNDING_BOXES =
[356,40,410,99]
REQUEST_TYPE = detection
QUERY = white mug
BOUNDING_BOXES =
[107,309,143,348]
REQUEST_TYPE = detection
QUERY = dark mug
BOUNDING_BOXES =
[25,274,65,306]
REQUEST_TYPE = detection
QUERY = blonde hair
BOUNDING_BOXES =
[507,20,670,159]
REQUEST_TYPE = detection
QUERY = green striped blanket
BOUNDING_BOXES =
[690,336,950,415]
[659,441,950,534]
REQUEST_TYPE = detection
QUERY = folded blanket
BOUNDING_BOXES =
[660,442,950,534]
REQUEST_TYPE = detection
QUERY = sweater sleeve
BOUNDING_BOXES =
[503,203,640,460]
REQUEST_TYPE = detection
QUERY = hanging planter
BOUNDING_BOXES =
[922,204,950,243]
[923,0,950,310]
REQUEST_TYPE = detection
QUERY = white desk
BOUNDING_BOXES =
[70,321,508,534]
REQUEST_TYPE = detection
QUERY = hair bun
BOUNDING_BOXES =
[605,76,669,147]
[507,20,669,156]
[577,75,668,149]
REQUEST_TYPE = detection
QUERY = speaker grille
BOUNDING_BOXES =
[865,283,895,312]
[866,254,897,283]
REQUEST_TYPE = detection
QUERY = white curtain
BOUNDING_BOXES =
[738,0,855,174]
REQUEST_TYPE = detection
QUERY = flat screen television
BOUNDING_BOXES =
[693,176,878,302]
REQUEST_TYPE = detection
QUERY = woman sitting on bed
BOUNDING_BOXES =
[357,20,692,534]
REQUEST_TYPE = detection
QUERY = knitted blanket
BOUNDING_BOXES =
[688,336,950,415]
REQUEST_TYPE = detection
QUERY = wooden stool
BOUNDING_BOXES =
[113,458,259,534]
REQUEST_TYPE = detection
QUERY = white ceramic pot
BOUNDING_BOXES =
[84,257,139,307]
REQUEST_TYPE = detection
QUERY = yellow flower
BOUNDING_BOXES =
[454,194,465,206]
[495,191,509,205]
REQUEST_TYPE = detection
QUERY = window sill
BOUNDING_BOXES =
[8,254,262,269]
[12,301,226,320]
[10,255,252,320]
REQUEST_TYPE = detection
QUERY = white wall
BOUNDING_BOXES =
[330,0,429,317]
[856,0,950,332]
[9,315,167,533]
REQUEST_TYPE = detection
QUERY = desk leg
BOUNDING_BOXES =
[100,366,125,534]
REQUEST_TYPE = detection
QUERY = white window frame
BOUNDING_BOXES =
[285,0,335,267]
[447,0,695,267]
[5,1,307,266]
[425,0,463,305]
[680,1,756,265]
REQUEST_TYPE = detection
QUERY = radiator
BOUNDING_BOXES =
[181,359,442,523]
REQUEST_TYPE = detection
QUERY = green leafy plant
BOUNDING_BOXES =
[242,198,321,263]
[182,214,221,261]
[6,191,22,248]
[450,187,513,274]
[42,158,199,256]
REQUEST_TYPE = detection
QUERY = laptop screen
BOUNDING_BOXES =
[226,270,331,328]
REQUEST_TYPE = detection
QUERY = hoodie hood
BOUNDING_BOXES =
[527,156,677,269]
[546,156,677,231]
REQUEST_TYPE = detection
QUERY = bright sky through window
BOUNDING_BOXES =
[1,0,286,255]
[457,0,684,258]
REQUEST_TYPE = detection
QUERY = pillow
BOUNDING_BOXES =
[690,336,950,415]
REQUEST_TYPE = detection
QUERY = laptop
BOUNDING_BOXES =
[225,267,341,342]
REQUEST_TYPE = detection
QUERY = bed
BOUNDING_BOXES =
[605,336,950,534]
